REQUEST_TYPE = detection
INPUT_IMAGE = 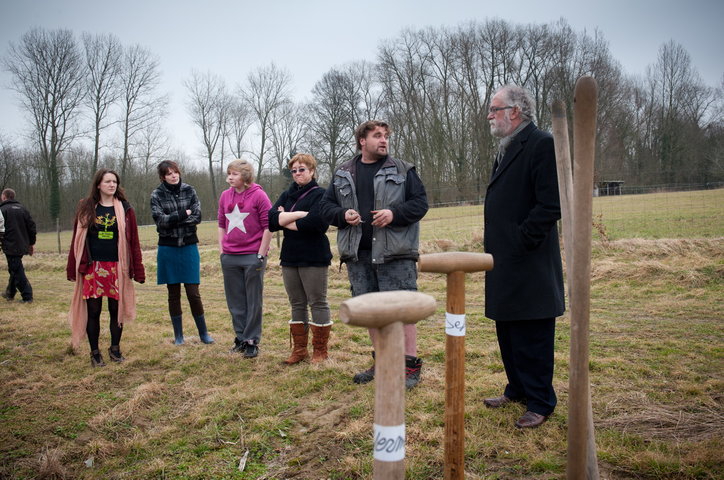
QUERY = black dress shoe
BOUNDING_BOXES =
[515,411,548,428]
[483,395,512,408]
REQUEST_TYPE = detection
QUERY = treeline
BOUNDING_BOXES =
[1,19,722,231]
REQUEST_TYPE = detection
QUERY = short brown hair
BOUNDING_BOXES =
[1,188,15,201]
[227,159,255,185]
[354,120,391,151]
[157,160,181,180]
[287,153,317,178]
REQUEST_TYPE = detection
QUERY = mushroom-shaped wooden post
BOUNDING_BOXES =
[340,290,437,480]
[418,252,494,480]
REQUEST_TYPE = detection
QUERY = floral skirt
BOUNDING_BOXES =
[82,261,120,300]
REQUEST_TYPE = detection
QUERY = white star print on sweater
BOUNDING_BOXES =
[225,204,249,233]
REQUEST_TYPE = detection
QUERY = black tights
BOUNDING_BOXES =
[86,297,123,351]
[166,283,204,317]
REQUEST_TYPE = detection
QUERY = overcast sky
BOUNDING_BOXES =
[1,0,722,163]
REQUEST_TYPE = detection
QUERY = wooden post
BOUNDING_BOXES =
[340,290,437,480]
[552,76,600,480]
[418,252,494,480]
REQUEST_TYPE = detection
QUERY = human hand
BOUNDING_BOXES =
[371,209,393,228]
[185,209,191,216]
[345,209,362,226]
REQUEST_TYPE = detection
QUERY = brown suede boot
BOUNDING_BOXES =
[310,324,331,363]
[283,322,309,365]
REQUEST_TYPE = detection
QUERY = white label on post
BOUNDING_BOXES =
[373,423,405,462]
[446,312,466,336]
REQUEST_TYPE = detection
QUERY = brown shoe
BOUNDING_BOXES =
[515,411,548,428]
[483,395,513,408]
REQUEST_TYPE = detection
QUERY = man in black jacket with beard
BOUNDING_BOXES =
[1,189,37,303]
[483,85,564,429]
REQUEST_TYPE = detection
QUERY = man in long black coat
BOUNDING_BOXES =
[483,85,564,428]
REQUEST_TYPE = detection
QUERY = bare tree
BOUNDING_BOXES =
[184,69,229,204]
[307,68,357,178]
[82,32,122,173]
[269,101,306,173]
[241,63,293,180]
[0,133,20,192]
[136,121,170,175]
[225,95,254,161]
[118,44,167,178]
[3,27,85,227]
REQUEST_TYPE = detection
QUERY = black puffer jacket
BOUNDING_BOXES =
[0,199,36,256]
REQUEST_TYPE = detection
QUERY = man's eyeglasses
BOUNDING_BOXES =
[291,167,307,174]
[488,105,514,114]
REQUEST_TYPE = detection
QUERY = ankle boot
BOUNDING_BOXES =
[283,322,308,365]
[310,324,331,363]
[405,355,423,389]
[171,315,184,345]
[193,314,215,344]
[90,349,106,367]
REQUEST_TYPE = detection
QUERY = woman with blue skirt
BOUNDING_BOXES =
[151,160,214,345]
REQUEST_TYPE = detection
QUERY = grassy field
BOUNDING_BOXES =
[1,189,722,479]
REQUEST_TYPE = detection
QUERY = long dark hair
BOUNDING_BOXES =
[76,168,128,228]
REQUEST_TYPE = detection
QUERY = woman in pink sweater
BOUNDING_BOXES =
[218,159,272,358]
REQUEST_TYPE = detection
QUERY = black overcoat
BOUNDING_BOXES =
[483,122,565,321]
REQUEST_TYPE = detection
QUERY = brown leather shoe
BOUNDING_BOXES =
[515,411,548,428]
[483,395,513,408]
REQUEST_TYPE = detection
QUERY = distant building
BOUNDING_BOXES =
[596,180,624,196]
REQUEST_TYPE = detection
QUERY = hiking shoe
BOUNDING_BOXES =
[244,343,259,359]
[108,347,125,363]
[90,350,106,368]
[353,365,375,384]
[353,351,376,384]
[229,338,245,354]
[405,355,423,389]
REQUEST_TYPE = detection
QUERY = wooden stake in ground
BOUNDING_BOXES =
[552,76,600,480]
[340,290,437,480]
[418,252,493,480]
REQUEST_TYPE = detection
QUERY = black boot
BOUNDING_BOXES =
[171,315,184,345]
[193,314,215,344]
[353,351,375,384]
[405,355,423,389]
[90,349,106,368]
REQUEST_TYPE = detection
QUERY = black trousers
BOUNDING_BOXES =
[495,318,557,416]
[4,254,32,301]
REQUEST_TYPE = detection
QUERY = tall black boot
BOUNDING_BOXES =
[171,315,184,345]
[193,314,215,344]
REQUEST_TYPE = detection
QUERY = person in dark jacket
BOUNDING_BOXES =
[1,188,36,303]
[319,120,429,388]
[67,169,145,367]
[269,153,332,364]
[482,85,565,429]
[151,160,213,345]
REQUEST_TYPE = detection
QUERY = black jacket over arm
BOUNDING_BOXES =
[268,180,332,267]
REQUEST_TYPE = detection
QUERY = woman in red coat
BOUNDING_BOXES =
[67,169,145,367]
